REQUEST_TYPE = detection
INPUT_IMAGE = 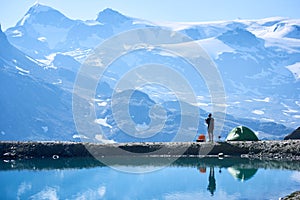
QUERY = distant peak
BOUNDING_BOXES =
[101,8,122,15]
[96,8,130,24]
[27,3,53,14]
[16,4,71,27]
[33,0,40,6]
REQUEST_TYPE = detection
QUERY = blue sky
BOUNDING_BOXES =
[0,0,300,30]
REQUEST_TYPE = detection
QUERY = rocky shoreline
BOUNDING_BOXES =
[1,140,300,160]
[282,191,300,200]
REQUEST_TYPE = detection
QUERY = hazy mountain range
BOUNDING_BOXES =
[0,3,299,142]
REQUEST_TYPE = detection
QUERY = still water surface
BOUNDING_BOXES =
[0,157,300,200]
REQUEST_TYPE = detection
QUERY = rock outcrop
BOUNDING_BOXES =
[281,191,300,200]
[284,127,300,140]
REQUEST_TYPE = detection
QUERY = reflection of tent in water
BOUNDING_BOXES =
[227,167,258,181]
[226,126,259,141]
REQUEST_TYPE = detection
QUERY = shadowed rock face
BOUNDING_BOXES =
[284,127,300,140]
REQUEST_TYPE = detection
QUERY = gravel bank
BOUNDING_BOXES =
[1,140,300,160]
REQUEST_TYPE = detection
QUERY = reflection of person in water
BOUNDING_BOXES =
[207,167,216,196]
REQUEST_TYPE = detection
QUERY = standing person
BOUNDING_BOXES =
[205,113,214,142]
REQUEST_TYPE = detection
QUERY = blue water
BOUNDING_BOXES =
[1,157,300,200]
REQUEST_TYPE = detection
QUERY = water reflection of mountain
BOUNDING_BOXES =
[1,157,300,172]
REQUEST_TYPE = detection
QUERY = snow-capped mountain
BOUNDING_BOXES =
[1,3,299,141]
[5,4,153,59]
[158,18,300,128]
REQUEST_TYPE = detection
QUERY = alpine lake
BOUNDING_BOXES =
[1,156,300,200]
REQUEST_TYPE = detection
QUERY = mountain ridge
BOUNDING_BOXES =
[0,4,299,141]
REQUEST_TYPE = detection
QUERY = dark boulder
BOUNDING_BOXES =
[284,127,300,140]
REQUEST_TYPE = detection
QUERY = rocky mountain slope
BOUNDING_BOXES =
[0,3,299,141]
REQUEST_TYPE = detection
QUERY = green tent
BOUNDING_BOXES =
[226,126,258,141]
